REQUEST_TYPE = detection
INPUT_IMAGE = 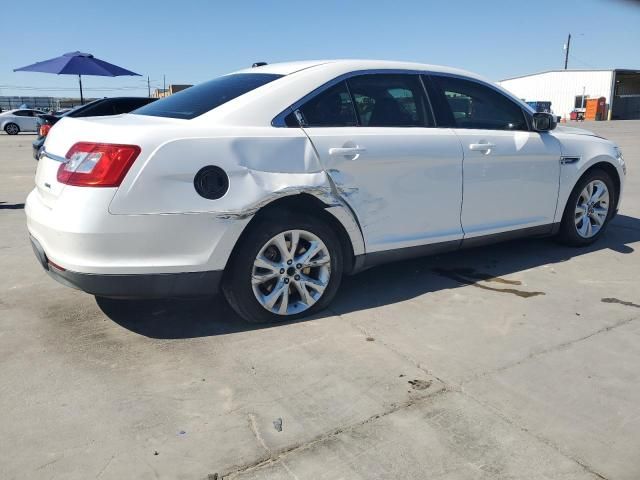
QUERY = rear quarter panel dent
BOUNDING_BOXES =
[110,135,324,215]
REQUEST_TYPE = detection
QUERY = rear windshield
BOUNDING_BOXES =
[132,73,283,119]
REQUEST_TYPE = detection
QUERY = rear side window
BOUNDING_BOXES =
[133,73,282,119]
[112,98,155,114]
[347,74,432,127]
[296,81,357,127]
[76,101,117,117]
[428,75,528,131]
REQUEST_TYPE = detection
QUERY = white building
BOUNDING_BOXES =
[498,69,640,120]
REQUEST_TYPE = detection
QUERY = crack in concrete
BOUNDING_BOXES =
[223,388,450,479]
[462,314,639,385]
[95,454,116,479]
[458,390,610,480]
[246,414,300,480]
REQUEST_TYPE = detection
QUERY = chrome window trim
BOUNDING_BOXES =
[272,69,534,129]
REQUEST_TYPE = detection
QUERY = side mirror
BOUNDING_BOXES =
[532,112,557,132]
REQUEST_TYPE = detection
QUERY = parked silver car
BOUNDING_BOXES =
[1,109,44,135]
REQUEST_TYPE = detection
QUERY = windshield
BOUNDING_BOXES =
[132,73,283,120]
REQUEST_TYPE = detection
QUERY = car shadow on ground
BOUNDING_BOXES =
[97,214,640,339]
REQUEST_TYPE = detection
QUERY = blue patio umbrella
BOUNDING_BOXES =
[14,51,141,104]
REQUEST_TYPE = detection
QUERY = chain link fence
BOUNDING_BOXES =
[0,96,95,112]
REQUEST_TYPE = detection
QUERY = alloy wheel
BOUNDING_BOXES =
[575,180,610,238]
[252,229,331,315]
[5,124,19,135]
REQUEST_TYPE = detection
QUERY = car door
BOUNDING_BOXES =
[425,74,562,238]
[12,110,32,131]
[17,110,39,131]
[294,73,464,253]
[26,110,40,131]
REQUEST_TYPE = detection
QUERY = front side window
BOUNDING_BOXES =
[13,110,29,117]
[296,81,357,127]
[133,73,282,119]
[290,73,433,128]
[429,75,528,131]
[347,74,431,127]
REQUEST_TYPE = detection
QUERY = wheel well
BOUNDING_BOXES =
[582,161,621,208]
[227,193,356,274]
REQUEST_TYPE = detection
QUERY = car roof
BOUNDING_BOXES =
[235,59,483,80]
[199,59,510,126]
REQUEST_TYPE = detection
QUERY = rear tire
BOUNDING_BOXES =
[557,168,616,246]
[223,212,343,323]
[4,123,19,135]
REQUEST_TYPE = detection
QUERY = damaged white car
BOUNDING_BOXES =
[26,60,626,322]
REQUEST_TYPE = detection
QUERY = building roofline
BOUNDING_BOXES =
[500,68,640,82]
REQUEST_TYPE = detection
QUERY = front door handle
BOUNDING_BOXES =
[329,146,367,157]
[469,143,496,152]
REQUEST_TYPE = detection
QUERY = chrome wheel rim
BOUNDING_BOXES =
[252,229,331,316]
[6,124,18,135]
[575,180,609,238]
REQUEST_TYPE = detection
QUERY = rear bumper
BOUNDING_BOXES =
[30,235,223,298]
[25,187,249,275]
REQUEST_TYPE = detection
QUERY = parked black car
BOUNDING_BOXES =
[33,97,157,159]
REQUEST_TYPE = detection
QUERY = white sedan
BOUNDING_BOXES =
[1,108,44,134]
[25,60,626,322]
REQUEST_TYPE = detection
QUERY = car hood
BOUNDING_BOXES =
[552,125,598,137]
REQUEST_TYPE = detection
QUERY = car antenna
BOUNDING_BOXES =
[252,62,268,68]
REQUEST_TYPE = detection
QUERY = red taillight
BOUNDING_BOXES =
[39,124,51,137]
[48,259,66,271]
[57,142,141,187]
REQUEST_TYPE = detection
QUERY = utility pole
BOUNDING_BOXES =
[564,33,571,70]
[163,74,166,97]
[147,76,151,98]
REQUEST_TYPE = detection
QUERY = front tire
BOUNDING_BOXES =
[4,123,19,135]
[557,168,615,246]
[223,212,343,323]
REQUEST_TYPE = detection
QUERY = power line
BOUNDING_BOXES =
[568,54,599,69]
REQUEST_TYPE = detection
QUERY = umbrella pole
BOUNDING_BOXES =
[78,74,84,105]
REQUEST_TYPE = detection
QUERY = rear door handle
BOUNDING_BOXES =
[329,146,367,157]
[469,143,496,151]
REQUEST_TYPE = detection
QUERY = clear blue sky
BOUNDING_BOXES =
[1,0,639,98]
